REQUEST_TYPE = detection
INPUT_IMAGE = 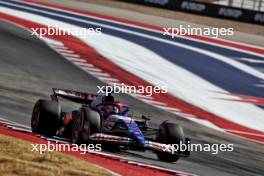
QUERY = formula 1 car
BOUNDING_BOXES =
[31,88,190,162]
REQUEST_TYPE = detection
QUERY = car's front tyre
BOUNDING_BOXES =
[156,122,185,162]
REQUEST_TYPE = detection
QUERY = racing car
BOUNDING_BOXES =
[31,88,190,162]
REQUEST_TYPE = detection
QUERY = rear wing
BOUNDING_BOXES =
[51,88,97,105]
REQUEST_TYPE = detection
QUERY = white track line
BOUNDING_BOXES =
[0,120,31,129]
[131,93,154,100]
[236,57,264,64]
[88,72,110,77]
[7,126,32,133]
[141,99,167,106]
[42,37,64,46]
[55,48,74,53]
[74,62,95,68]
[81,67,102,72]
[172,112,197,118]
[155,105,181,112]
[51,45,69,50]
[224,129,264,137]
[65,57,87,63]
[98,77,120,82]
[60,53,80,58]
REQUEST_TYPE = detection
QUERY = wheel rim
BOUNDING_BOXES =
[82,121,90,141]
[72,114,83,142]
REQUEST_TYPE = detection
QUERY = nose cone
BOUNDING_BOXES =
[132,131,146,145]
[126,119,146,145]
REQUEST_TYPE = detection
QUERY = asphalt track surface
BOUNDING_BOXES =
[1,19,264,176]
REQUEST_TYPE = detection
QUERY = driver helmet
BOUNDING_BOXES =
[103,95,114,103]
[103,104,119,118]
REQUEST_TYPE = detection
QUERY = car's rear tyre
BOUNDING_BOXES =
[156,122,185,162]
[31,99,61,137]
[72,108,100,144]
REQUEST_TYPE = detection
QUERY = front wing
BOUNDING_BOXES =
[89,133,190,157]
